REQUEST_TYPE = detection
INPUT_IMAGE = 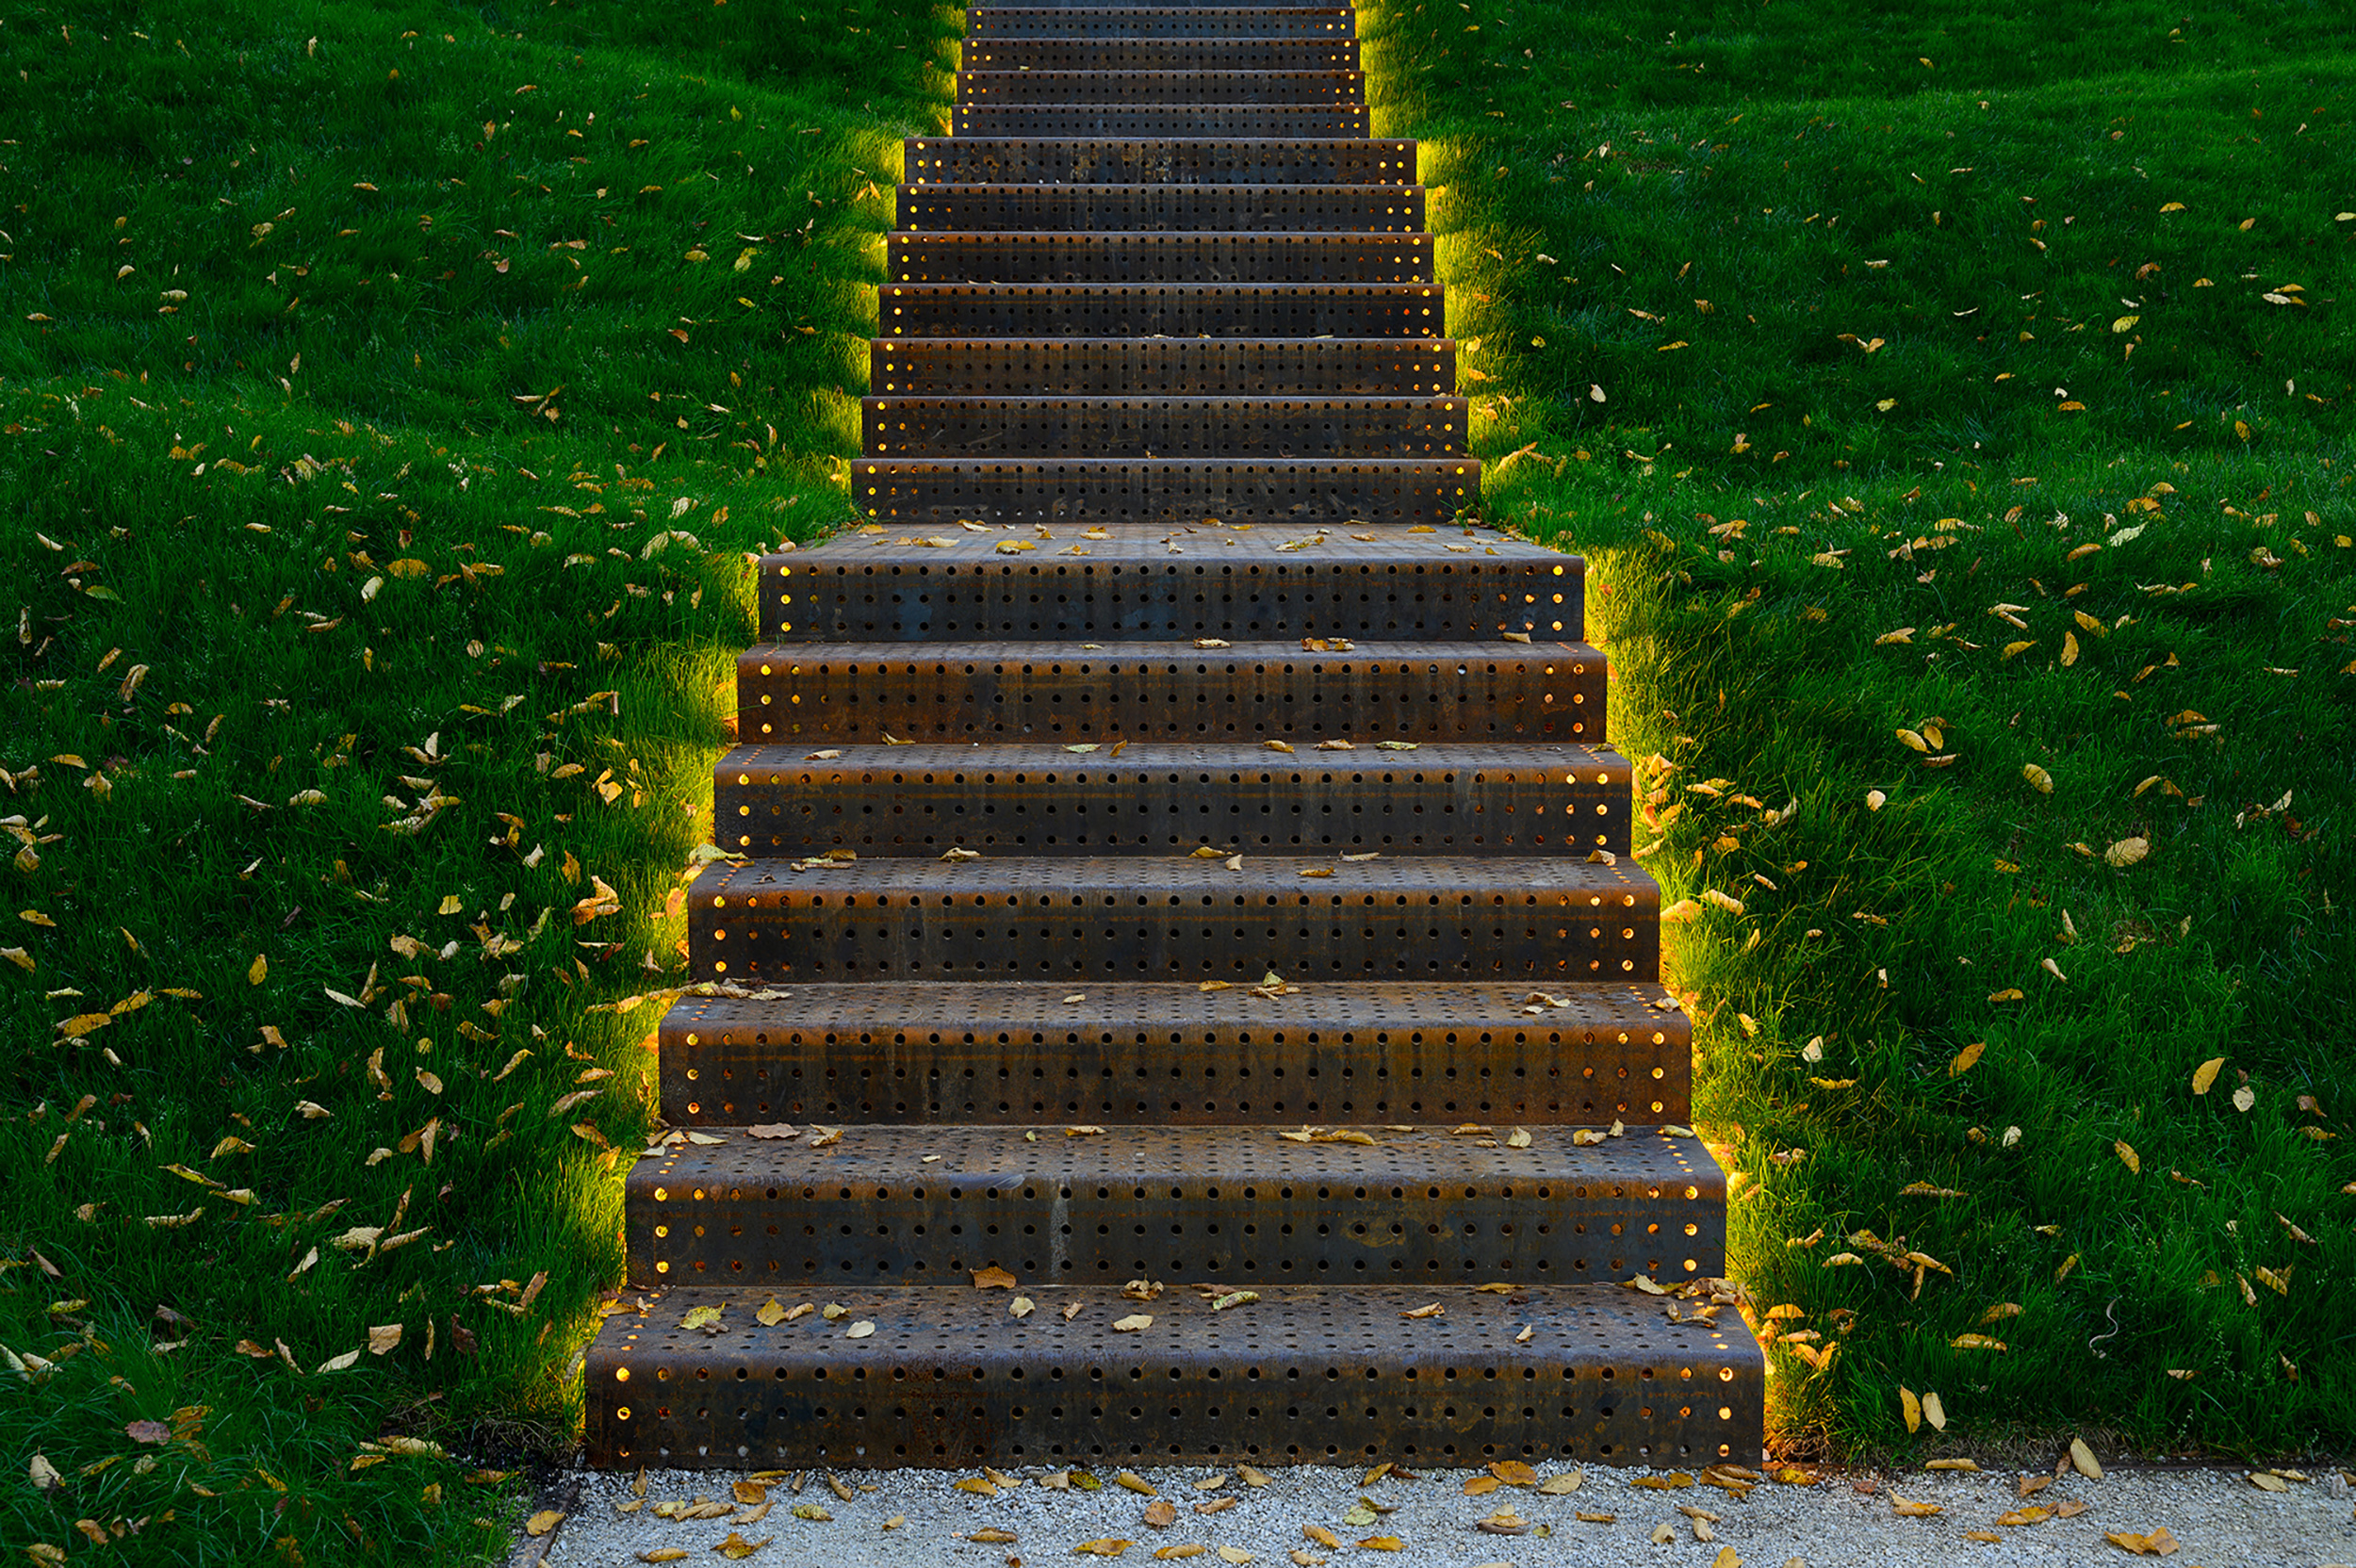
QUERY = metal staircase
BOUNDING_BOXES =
[581,0,1763,1473]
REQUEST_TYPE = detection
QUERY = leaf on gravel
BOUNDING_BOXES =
[968,1528,1019,1544]
[1341,1501,1379,1527]
[1575,1511,1617,1524]
[1355,1537,1406,1552]
[1463,1475,1501,1495]
[2105,1528,2180,1556]
[715,1532,774,1558]
[1997,1507,2053,1527]
[955,1478,1000,1496]
[525,1511,563,1536]
[1631,1473,1694,1491]
[1217,1551,1252,1565]
[1926,1460,1979,1472]
[1144,1499,1178,1527]
[1113,1314,1153,1332]
[1117,1472,1159,1496]
[1536,1471,1582,1494]
[1302,1526,1342,1548]
[1074,1541,1134,1558]
[788,1504,829,1521]
[973,1266,1019,1290]
[1153,1550,1205,1562]
[638,1552,690,1563]
[1889,1492,1941,1516]
[1711,1550,1741,1568]
[1487,1461,1536,1486]
[732,1481,768,1506]
[1235,1466,1272,1489]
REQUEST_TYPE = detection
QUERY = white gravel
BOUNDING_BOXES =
[519,1457,2356,1568]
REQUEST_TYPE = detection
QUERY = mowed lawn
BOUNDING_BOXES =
[1361,0,2356,1456]
[0,1,945,1561]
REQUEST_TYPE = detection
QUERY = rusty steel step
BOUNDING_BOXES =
[888,231,1431,285]
[960,38,1359,72]
[735,638,1607,743]
[712,740,1627,857]
[897,183,1422,234]
[878,284,1442,339]
[957,71,1365,106]
[621,1123,1720,1288]
[952,104,1370,138]
[906,138,1412,187]
[657,979,1688,1126]
[586,1282,1764,1469]
[968,8,1358,37]
[860,395,1466,460]
[680,852,1655,982]
[851,457,1477,528]
[761,519,1574,641]
[873,338,1453,396]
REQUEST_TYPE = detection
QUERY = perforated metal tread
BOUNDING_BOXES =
[860,395,1467,460]
[681,852,1657,982]
[968,8,1358,37]
[712,740,1628,857]
[958,71,1366,106]
[888,232,1432,285]
[961,38,1359,71]
[735,639,1607,743]
[587,1282,1763,1469]
[874,338,1454,396]
[952,106,1370,138]
[898,184,1423,235]
[879,284,1443,339]
[763,520,1576,641]
[659,978,1689,1126]
[853,457,1477,528]
[908,139,1411,187]
[623,1123,1723,1287]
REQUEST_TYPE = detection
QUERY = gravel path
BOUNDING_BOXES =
[517,1457,2356,1568]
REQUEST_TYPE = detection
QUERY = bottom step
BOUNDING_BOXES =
[585,1283,1762,1470]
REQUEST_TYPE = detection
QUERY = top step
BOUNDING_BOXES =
[967,8,1357,36]
[960,39,1358,71]
[905,138,1415,187]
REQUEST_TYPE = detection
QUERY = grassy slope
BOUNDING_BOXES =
[0,1,945,1561]
[1363,0,2356,1454]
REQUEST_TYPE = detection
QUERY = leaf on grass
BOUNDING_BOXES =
[2116,1140,2141,1175]
[2191,1057,2225,1095]
[1949,1041,1986,1076]
[1922,1391,1947,1430]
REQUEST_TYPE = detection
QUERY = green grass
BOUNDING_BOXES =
[0,1,948,1561]
[1362,0,2356,1457]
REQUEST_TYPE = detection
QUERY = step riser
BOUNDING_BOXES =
[713,746,1627,858]
[889,232,1432,285]
[736,643,1607,743]
[859,395,1467,460]
[958,71,1365,106]
[660,986,1688,1126]
[879,285,1443,339]
[952,105,1369,137]
[762,536,1582,643]
[961,39,1359,70]
[873,340,1454,396]
[585,1286,1763,1470]
[968,9,1359,38]
[898,186,1423,234]
[908,138,1412,187]
[853,460,1477,528]
[624,1147,1722,1290]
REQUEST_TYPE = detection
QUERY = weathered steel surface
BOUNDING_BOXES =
[871,338,1456,396]
[622,1124,1723,1285]
[887,231,1431,284]
[859,395,1468,460]
[878,284,1442,338]
[657,979,1690,1126]
[906,137,1411,185]
[585,1283,1764,1469]
[733,639,1608,743]
[896,184,1423,234]
[850,456,1477,527]
[959,38,1360,72]
[711,741,1628,857]
[952,105,1370,138]
[957,71,1366,106]
[762,520,1577,642]
[967,8,1359,37]
[679,852,1658,982]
